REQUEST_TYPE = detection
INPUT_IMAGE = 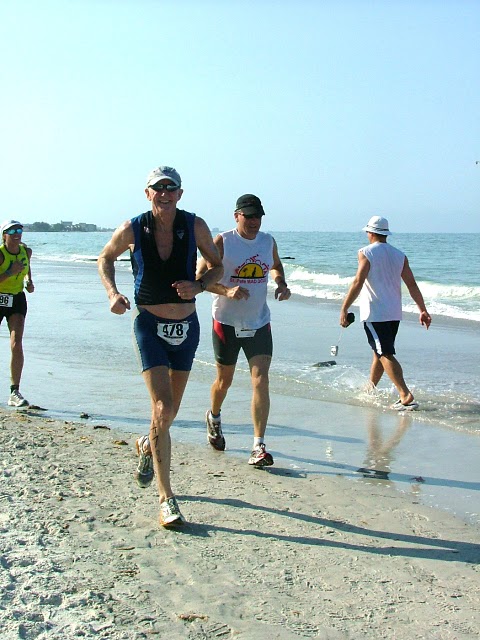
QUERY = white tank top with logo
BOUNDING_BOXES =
[212,229,274,329]
[359,242,406,322]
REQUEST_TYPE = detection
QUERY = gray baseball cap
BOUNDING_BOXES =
[146,166,181,188]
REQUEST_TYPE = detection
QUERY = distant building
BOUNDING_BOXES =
[74,222,97,232]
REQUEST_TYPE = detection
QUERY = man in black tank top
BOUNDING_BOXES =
[98,166,223,527]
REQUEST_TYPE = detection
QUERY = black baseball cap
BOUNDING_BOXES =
[235,194,265,217]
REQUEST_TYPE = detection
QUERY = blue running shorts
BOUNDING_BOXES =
[133,308,200,372]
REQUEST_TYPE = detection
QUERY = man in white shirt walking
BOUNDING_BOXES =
[340,216,431,411]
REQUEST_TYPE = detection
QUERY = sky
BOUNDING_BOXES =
[1,0,479,233]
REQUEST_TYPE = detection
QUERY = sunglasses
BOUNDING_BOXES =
[239,212,263,220]
[150,183,180,192]
[4,228,23,235]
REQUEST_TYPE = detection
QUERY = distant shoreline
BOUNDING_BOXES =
[24,228,114,232]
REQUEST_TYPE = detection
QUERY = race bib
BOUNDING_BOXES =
[157,321,189,345]
[235,328,257,338]
[0,294,13,308]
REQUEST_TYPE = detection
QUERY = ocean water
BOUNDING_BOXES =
[30,230,480,321]
[3,229,476,435]
[2,231,479,524]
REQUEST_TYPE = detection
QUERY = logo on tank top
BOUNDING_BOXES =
[230,254,269,284]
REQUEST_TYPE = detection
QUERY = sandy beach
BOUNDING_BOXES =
[1,405,479,640]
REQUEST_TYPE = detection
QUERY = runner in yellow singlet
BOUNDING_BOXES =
[0,220,35,408]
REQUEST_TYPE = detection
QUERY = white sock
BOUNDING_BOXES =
[141,435,150,454]
[253,437,264,448]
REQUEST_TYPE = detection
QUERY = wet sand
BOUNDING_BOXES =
[1,406,479,639]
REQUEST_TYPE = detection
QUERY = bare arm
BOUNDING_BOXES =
[196,234,250,300]
[97,221,133,314]
[25,246,34,293]
[401,257,432,329]
[270,239,291,301]
[173,217,224,300]
[340,250,370,326]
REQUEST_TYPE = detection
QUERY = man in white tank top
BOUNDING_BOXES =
[197,194,291,466]
[340,216,432,411]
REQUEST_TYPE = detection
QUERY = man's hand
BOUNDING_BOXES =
[7,261,24,276]
[172,280,201,300]
[109,293,131,315]
[339,309,349,327]
[275,282,291,301]
[419,310,432,329]
[226,285,250,300]
[25,281,35,293]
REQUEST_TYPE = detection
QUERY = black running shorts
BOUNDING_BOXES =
[212,320,272,366]
[0,292,27,324]
[364,320,400,356]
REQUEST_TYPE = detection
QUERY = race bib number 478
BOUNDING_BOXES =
[157,321,189,346]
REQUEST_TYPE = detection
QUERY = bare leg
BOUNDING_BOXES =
[210,363,236,415]
[142,366,190,504]
[169,368,191,418]
[7,314,25,387]
[379,354,414,404]
[248,354,271,438]
[369,352,384,388]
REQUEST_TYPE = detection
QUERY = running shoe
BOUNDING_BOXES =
[248,443,274,467]
[8,389,29,408]
[134,435,154,488]
[159,496,185,527]
[206,410,226,451]
[391,399,419,412]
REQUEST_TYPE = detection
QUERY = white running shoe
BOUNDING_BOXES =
[8,390,29,408]
[159,497,185,527]
[248,444,274,467]
[206,410,226,451]
[134,435,154,488]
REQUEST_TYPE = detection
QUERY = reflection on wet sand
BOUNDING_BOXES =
[357,411,412,484]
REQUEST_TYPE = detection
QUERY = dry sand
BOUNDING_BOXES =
[1,407,479,639]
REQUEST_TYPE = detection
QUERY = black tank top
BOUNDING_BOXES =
[130,209,197,305]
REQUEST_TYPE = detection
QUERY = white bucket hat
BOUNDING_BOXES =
[362,216,391,236]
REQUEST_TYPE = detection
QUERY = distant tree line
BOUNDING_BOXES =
[26,221,99,232]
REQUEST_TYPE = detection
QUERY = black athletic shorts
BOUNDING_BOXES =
[0,291,27,324]
[212,320,273,366]
[364,320,400,356]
